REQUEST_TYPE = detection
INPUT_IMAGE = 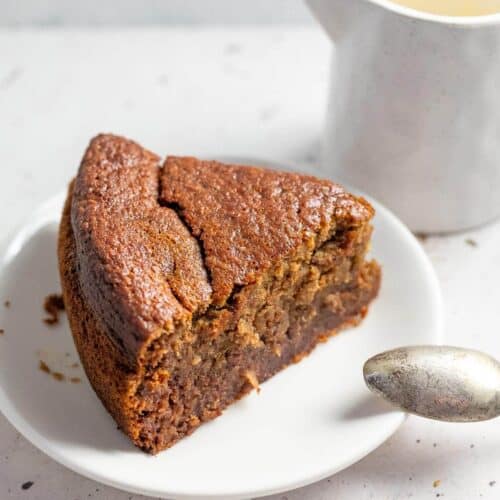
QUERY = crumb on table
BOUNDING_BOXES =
[21,481,33,490]
[39,360,50,374]
[4,300,10,308]
[433,479,441,488]
[70,377,81,384]
[43,293,65,325]
[0,329,4,335]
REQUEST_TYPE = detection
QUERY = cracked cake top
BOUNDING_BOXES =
[71,134,374,358]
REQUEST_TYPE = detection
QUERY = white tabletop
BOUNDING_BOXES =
[0,27,499,500]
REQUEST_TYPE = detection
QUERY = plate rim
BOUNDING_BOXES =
[0,158,444,499]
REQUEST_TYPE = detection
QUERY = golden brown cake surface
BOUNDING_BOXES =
[60,134,381,453]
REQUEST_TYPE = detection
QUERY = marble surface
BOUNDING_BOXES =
[0,27,499,500]
[1,0,313,27]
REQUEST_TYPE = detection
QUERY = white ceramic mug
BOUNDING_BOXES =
[307,0,500,233]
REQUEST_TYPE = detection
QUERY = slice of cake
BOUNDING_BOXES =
[58,134,381,454]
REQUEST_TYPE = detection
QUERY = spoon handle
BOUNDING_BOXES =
[364,346,500,422]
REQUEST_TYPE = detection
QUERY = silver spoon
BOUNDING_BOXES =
[363,346,500,422]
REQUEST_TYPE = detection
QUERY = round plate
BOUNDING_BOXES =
[0,159,443,500]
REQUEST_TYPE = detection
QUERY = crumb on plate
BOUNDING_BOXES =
[43,293,65,325]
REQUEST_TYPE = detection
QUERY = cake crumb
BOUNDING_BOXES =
[237,318,261,347]
[4,300,10,308]
[52,371,65,381]
[39,360,70,383]
[244,370,260,393]
[0,329,4,335]
[71,362,79,368]
[39,360,50,374]
[21,481,33,490]
[416,439,421,444]
[489,481,496,487]
[43,293,65,325]
[465,238,478,247]
[433,480,441,488]
[317,334,330,343]
[70,377,81,384]
[415,232,428,243]
[151,368,170,384]
[292,352,307,364]
[188,414,200,427]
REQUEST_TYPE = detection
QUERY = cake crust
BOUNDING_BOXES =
[160,155,374,306]
[59,134,381,453]
[71,134,375,361]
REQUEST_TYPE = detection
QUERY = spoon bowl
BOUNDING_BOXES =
[364,346,500,422]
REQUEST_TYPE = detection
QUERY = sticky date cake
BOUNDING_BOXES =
[58,134,381,454]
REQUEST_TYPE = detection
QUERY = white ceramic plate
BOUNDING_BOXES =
[0,159,443,500]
